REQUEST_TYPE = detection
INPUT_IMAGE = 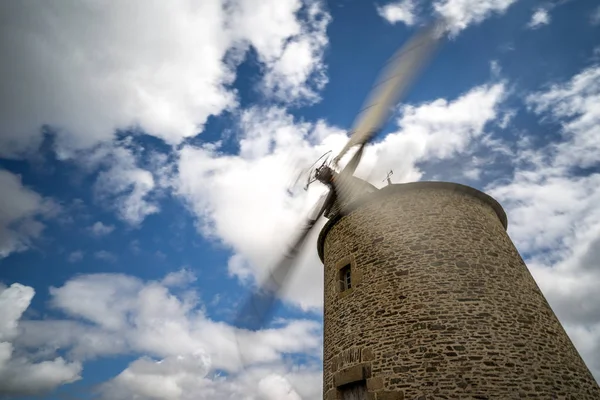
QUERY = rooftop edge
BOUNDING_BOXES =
[317,181,508,263]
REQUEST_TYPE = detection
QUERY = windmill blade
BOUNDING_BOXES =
[333,20,445,174]
[328,168,379,218]
[235,189,335,331]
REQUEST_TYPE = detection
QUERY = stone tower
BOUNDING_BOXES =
[318,181,600,400]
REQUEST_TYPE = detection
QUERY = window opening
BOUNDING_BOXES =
[339,380,367,400]
[339,264,352,292]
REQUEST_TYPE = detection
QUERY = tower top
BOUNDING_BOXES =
[317,181,508,262]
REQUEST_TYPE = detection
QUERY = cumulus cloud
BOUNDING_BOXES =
[526,66,600,168]
[0,1,331,227]
[0,283,81,396]
[0,169,54,258]
[376,0,519,33]
[95,164,159,225]
[41,272,322,368]
[434,0,520,34]
[376,0,417,26]
[0,0,330,159]
[98,357,320,400]
[14,272,322,398]
[258,0,331,104]
[176,82,507,312]
[357,82,507,181]
[98,353,212,400]
[487,65,600,378]
[71,141,162,225]
[0,0,231,156]
[177,109,340,311]
[527,8,551,29]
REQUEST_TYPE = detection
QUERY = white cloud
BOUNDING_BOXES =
[176,82,507,312]
[0,284,34,342]
[258,0,331,104]
[257,374,304,400]
[0,1,232,156]
[0,283,81,396]
[14,272,322,398]
[376,0,417,26]
[0,0,330,159]
[162,269,198,287]
[434,0,519,34]
[527,8,551,29]
[67,251,84,263]
[354,82,508,185]
[0,0,331,227]
[39,272,322,368]
[0,169,53,258]
[94,250,117,263]
[96,166,159,225]
[98,357,321,400]
[593,46,600,62]
[591,5,600,26]
[89,221,115,237]
[487,65,600,379]
[99,352,212,400]
[525,66,600,169]
[76,142,161,225]
[376,0,519,32]
[490,60,502,78]
[177,108,347,311]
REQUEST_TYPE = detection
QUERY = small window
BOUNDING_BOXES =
[339,264,352,292]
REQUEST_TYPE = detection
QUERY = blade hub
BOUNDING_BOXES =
[315,165,336,186]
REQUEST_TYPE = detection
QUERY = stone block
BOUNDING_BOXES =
[325,388,337,400]
[334,364,366,387]
[377,391,404,400]
[367,377,383,391]
[362,347,375,362]
[333,363,371,387]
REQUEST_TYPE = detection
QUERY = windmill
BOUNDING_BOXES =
[235,20,445,333]
[233,18,600,400]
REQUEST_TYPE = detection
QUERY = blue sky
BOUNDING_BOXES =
[1,0,600,398]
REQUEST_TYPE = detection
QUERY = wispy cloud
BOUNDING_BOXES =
[591,5,600,26]
[94,250,117,263]
[0,170,53,259]
[67,251,84,263]
[527,8,550,29]
[88,222,115,237]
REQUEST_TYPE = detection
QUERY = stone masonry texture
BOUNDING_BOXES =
[318,181,600,400]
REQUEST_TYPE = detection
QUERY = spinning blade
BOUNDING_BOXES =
[235,18,445,333]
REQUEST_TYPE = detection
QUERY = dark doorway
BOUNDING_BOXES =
[339,381,368,400]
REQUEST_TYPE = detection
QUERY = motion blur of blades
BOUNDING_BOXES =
[234,191,334,331]
[331,171,379,217]
[334,20,445,171]
[333,147,370,209]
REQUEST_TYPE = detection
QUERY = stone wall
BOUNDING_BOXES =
[319,182,600,400]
